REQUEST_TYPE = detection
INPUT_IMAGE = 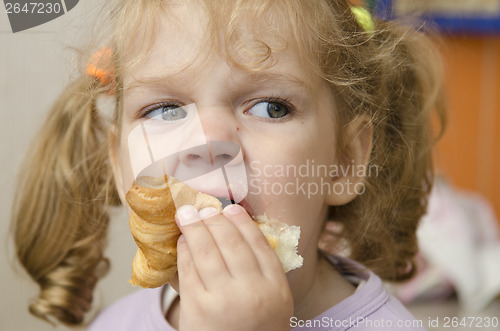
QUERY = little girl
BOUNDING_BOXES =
[11,0,445,330]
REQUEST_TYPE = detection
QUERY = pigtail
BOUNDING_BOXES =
[328,14,446,281]
[10,75,120,325]
[366,22,445,281]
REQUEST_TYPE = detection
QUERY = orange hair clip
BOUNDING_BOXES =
[86,47,113,85]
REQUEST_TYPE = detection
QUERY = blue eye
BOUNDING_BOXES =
[145,105,187,121]
[248,101,290,119]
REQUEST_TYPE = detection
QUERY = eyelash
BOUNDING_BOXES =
[137,95,296,120]
[245,95,296,121]
[250,96,293,109]
[138,101,184,119]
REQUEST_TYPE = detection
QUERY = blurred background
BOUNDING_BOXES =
[361,0,500,328]
[1,1,139,330]
[1,0,499,330]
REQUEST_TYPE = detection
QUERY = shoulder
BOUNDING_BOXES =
[304,254,426,330]
[363,295,426,330]
[87,286,170,331]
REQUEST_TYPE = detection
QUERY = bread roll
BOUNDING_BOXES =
[126,175,303,288]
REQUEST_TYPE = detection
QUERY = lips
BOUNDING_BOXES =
[204,193,255,217]
[216,197,234,208]
[186,176,247,205]
[194,187,233,200]
[190,185,238,209]
[235,197,255,217]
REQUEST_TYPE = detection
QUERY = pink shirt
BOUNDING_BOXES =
[88,255,426,330]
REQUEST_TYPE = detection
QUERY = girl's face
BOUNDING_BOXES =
[113,2,362,261]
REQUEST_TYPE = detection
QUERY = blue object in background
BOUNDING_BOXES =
[373,0,500,35]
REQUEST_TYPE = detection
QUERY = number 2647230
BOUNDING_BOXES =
[5,2,62,15]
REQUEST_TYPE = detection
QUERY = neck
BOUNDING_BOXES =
[289,250,356,320]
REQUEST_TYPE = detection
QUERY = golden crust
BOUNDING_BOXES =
[126,175,222,288]
[126,175,302,288]
[126,175,176,224]
[129,248,177,288]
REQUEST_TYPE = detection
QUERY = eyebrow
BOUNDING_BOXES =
[123,70,314,94]
[241,72,314,92]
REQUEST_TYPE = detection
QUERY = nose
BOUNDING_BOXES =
[174,105,247,202]
[178,141,240,171]
[177,104,242,176]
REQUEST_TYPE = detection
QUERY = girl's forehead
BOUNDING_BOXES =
[123,3,210,83]
[120,0,316,88]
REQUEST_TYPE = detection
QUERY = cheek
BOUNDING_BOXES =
[245,163,329,254]
[245,116,337,193]
[240,116,337,243]
[118,125,137,194]
[244,125,336,214]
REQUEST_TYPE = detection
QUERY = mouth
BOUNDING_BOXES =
[215,196,254,217]
[216,197,234,209]
[186,179,251,214]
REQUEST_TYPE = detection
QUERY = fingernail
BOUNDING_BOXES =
[223,204,244,216]
[199,207,220,219]
[176,205,200,226]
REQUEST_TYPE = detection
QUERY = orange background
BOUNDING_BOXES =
[351,0,500,222]
[436,36,500,224]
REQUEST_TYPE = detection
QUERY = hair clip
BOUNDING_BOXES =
[351,6,375,34]
[86,47,113,85]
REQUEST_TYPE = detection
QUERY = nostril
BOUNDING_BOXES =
[186,154,201,161]
[213,153,234,167]
[214,154,232,163]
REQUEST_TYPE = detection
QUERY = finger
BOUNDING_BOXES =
[222,204,285,279]
[176,234,206,295]
[175,205,230,288]
[199,207,262,279]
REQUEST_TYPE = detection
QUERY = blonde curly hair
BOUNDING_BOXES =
[10,0,445,326]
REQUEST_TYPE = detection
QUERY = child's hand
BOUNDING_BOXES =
[175,204,293,331]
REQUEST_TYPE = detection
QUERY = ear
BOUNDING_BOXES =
[325,115,373,206]
[108,124,127,205]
